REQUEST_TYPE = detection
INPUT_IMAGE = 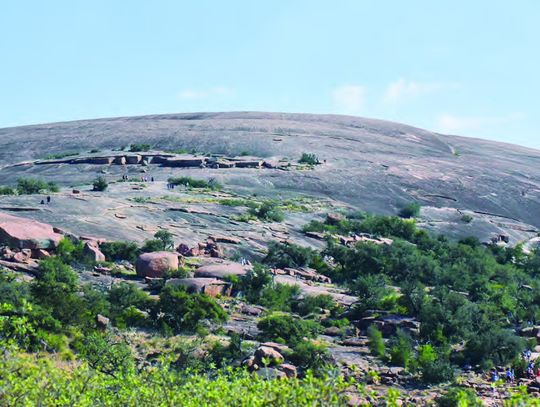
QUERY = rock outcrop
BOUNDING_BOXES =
[0,213,63,249]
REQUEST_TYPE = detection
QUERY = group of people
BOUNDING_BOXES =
[490,348,540,387]
[39,196,51,205]
[166,182,176,190]
[120,175,154,182]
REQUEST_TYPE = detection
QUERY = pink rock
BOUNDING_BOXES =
[0,213,63,249]
[136,251,179,278]
[84,241,106,262]
[31,249,50,259]
[194,261,248,279]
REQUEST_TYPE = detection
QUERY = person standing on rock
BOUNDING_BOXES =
[46,196,51,204]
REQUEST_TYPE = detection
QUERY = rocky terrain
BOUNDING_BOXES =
[1,112,540,405]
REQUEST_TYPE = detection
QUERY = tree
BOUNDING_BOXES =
[264,241,316,269]
[154,230,175,250]
[31,257,84,325]
[298,153,320,165]
[156,285,227,333]
[398,202,421,219]
[257,313,321,345]
[92,176,108,191]
[367,325,385,358]
[77,333,134,377]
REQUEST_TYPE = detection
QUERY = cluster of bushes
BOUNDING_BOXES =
[317,214,540,378]
[298,153,320,165]
[0,253,227,353]
[263,241,330,275]
[0,348,352,406]
[168,176,222,190]
[0,178,60,195]
[129,143,151,152]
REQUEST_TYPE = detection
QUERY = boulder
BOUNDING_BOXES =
[0,213,63,249]
[260,342,291,354]
[176,243,191,256]
[84,241,106,262]
[242,356,258,370]
[326,213,344,225]
[279,363,298,378]
[96,314,110,329]
[166,277,232,297]
[254,346,284,365]
[240,304,265,316]
[136,251,179,278]
[194,262,248,279]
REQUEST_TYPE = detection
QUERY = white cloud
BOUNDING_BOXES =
[435,112,525,135]
[383,79,460,104]
[332,85,366,115]
[178,86,233,100]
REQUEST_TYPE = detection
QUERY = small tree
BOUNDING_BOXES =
[299,153,320,165]
[398,202,421,219]
[154,230,174,251]
[367,325,385,358]
[93,176,108,192]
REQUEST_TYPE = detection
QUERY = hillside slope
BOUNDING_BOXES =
[0,112,539,242]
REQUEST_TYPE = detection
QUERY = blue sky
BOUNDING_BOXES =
[1,1,538,149]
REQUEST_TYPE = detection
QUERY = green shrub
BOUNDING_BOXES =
[168,176,222,190]
[75,332,135,376]
[129,143,151,152]
[398,202,421,219]
[259,283,300,312]
[156,284,227,333]
[0,351,352,405]
[367,325,385,358]
[56,237,85,263]
[31,257,85,326]
[257,314,322,345]
[436,387,482,407]
[298,153,320,165]
[264,241,317,269]
[248,201,285,222]
[293,294,336,317]
[0,186,15,195]
[16,178,59,194]
[92,176,108,192]
[461,214,473,223]
[141,239,166,253]
[290,341,331,376]
[100,241,140,263]
[389,329,413,368]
